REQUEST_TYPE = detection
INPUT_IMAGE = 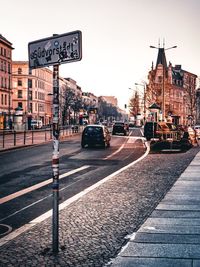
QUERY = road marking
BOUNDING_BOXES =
[104,136,145,160]
[0,165,90,205]
[0,142,150,247]
[104,142,126,160]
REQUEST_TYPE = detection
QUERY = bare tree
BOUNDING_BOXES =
[60,86,78,125]
[129,91,140,117]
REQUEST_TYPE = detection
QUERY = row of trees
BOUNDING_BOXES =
[59,88,122,125]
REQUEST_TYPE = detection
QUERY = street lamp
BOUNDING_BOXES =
[135,82,146,122]
[150,45,177,121]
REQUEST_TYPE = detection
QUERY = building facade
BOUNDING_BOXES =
[147,48,197,125]
[12,61,53,128]
[0,34,14,129]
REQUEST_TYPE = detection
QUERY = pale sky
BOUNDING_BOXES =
[1,0,200,109]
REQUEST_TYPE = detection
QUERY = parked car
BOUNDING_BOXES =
[194,125,200,139]
[81,125,111,148]
[112,121,129,136]
[31,120,43,129]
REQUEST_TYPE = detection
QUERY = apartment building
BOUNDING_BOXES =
[148,49,197,125]
[0,34,14,129]
[12,61,53,127]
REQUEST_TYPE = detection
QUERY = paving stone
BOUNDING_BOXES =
[119,243,200,259]
[133,232,200,244]
[142,217,200,226]
[193,260,200,267]
[156,204,200,211]
[151,210,200,218]
[111,257,192,267]
[138,224,200,234]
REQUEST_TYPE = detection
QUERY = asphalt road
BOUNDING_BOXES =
[0,128,145,233]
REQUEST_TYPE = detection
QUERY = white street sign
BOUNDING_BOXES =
[28,30,82,69]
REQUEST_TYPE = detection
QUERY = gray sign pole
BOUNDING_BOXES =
[52,64,60,254]
[28,30,82,254]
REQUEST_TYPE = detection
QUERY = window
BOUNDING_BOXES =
[29,103,33,113]
[18,102,23,108]
[8,77,11,89]
[18,90,23,98]
[18,68,22,74]
[18,79,22,86]
[158,76,162,83]
[8,63,11,74]
[28,90,32,100]
[1,94,3,105]
[5,94,7,105]
[28,79,32,88]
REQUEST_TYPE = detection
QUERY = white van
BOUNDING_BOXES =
[31,120,43,129]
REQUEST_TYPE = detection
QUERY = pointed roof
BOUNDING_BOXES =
[149,103,161,110]
[156,48,167,69]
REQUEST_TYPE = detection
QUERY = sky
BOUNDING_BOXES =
[1,0,200,109]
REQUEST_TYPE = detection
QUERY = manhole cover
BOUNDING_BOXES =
[0,224,12,237]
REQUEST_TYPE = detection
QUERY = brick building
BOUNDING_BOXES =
[147,48,197,125]
[12,61,53,128]
[0,34,14,129]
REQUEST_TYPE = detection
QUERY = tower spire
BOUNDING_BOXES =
[163,38,165,48]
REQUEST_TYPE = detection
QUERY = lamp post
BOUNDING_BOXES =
[150,45,177,121]
[135,82,146,122]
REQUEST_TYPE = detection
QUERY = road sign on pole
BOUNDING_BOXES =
[28,30,82,254]
[28,30,82,69]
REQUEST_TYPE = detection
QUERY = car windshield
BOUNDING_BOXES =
[114,122,124,126]
[85,126,103,134]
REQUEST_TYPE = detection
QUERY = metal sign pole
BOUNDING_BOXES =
[52,64,60,254]
[28,30,82,255]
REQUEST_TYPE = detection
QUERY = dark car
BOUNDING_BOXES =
[112,121,129,136]
[81,125,111,148]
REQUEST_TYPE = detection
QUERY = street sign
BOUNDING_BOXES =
[28,30,82,69]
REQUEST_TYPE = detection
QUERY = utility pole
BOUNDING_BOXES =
[135,83,146,122]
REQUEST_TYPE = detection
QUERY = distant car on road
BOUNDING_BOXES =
[112,121,129,136]
[81,125,111,148]
[31,120,43,129]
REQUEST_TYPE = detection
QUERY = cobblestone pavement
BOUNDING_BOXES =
[0,147,199,267]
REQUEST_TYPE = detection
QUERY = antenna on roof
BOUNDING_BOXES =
[163,38,165,48]
[158,38,160,48]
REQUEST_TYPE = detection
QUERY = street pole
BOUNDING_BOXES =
[52,64,60,254]
[144,84,146,122]
[162,50,165,121]
[134,83,146,123]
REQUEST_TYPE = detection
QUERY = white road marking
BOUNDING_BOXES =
[104,135,146,160]
[0,165,90,205]
[0,142,150,247]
